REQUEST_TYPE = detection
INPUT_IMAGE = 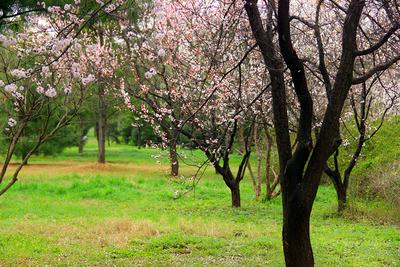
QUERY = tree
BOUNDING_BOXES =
[0,0,123,197]
[118,0,275,205]
[325,71,399,212]
[245,0,400,265]
[118,0,252,177]
[1,112,80,162]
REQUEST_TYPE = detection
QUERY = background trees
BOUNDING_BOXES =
[0,0,124,196]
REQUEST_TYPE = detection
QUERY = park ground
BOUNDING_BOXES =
[0,129,399,266]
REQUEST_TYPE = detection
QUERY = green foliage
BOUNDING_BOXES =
[349,117,400,207]
[0,118,79,160]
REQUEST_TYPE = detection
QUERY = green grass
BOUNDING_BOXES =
[0,133,399,266]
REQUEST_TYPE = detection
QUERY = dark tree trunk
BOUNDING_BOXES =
[78,114,85,154]
[283,196,313,267]
[230,184,241,208]
[215,161,245,208]
[169,138,179,176]
[244,0,378,265]
[327,171,348,214]
[337,186,347,213]
[97,82,107,164]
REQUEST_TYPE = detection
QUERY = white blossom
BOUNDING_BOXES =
[45,86,57,98]
[10,69,28,78]
[4,84,17,93]
[64,86,72,94]
[144,68,156,79]
[157,48,166,58]
[81,74,95,85]
[36,86,45,94]
[7,118,17,127]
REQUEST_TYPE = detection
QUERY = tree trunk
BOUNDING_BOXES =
[283,197,313,267]
[230,184,241,208]
[337,185,347,213]
[255,183,261,200]
[136,126,141,148]
[78,114,85,154]
[97,82,107,164]
[169,138,179,176]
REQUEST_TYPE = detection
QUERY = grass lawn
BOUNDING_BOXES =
[0,139,399,266]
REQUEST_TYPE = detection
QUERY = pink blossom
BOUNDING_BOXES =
[45,86,57,98]
[4,84,17,93]
[10,69,28,78]
[157,48,166,58]
[36,86,45,94]
[64,86,72,94]
[64,4,72,11]
[81,74,95,85]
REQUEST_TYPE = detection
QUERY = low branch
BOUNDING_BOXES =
[352,55,400,84]
[355,23,400,56]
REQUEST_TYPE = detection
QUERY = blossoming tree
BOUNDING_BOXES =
[0,0,125,196]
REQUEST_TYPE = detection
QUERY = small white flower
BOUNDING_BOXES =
[144,68,156,79]
[0,80,4,87]
[64,86,72,94]
[157,48,166,58]
[12,91,24,100]
[81,74,95,85]
[64,4,71,11]
[45,86,57,98]
[7,118,17,127]
[36,86,45,94]
[41,65,50,77]
[4,83,17,93]
[10,69,28,78]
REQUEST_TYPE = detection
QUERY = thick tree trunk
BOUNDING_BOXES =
[169,138,179,176]
[283,199,313,267]
[230,184,241,208]
[97,83,107,164]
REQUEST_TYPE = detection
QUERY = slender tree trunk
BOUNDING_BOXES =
[98,82,107,164]
[255,181,261,200]
[283,197,313,267]
[264,126,273,199]
[137,126,141,148]
[169,138,179,176]
[337,186,347,213]
[247,162,261,200]
[78,114,85,154]
[239,126,260,200]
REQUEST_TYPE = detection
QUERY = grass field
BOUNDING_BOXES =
[0,135,399,266]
